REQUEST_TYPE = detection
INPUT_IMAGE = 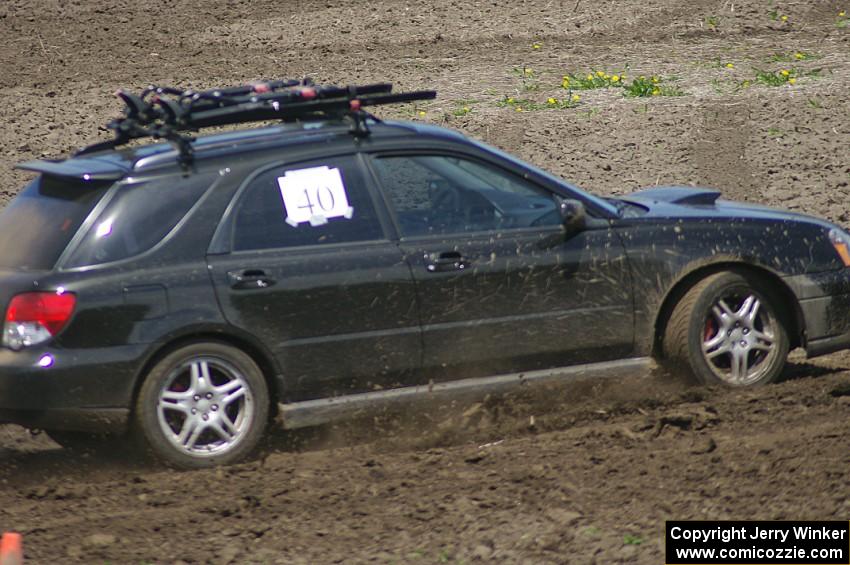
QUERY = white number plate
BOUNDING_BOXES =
[277,166,354,227]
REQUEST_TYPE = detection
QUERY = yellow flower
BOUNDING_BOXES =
[639,75,646,80]
[725,62,734,69]
[788,77,797,85]
[651,76,660,83]
[780,14,788,21]
[562,76,571,88]
[417,110,426,117]
[611,75,620,82]
[794,52,804,60]
[840,11,847,17]
[780,69,790,76]
[506,97,515,103]
[596,70,605,77]
[532,42,542,50]
[586,73,594,81]
[515,106,523,112]
[742,80,751,88]
[571,94,581,101]
[652,88,661,96]
[463,106,470,112]
[547,97,557,104]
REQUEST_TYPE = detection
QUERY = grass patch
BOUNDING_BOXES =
[769,51,819,63]
[497,94,581,111]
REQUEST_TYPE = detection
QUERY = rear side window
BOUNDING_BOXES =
[0,175,109,270]
[65,173,215,267]
[232,155,383,251]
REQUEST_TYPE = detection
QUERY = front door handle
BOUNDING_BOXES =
[227,269,276,290]
[425,251,471,273]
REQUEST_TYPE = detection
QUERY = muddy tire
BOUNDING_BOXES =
[134,342,269,469]
[662,271,789,386]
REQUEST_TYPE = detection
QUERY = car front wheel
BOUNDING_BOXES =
[134,342,269,468]
[662,271,790,386]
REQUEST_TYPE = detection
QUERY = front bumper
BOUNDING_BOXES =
[784,269,850,358]
[0,343,147,432]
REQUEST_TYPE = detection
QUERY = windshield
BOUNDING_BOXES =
[0,175,109,270]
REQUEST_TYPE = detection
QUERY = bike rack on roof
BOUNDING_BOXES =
[75,78,437,170]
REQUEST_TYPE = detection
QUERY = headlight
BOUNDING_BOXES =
[828,228,850,267]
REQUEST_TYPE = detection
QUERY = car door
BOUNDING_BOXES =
[207,154,421,401]
[366,152,634,379]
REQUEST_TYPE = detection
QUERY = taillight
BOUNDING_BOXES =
[3,291,76,350]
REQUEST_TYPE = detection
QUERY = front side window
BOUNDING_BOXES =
[232,156,383,251]
[370,154,559,237]
[66,173,216,267]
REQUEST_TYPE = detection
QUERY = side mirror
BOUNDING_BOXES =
[559,199,586,232]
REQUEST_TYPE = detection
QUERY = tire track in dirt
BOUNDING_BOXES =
[690,102,757,202]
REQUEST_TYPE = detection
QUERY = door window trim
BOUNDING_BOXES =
[209,151,395,255]
[362,149,568,242]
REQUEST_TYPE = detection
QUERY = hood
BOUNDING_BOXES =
[625,186,721,206]
[618,185,839,230]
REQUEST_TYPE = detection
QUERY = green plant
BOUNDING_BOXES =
[451,99,479,116]
[562,70,626,90]
[768,9,789,22]
[754,68,797,86]
[837,10,848,27]
[623,75,685,97]
[624,534,644,545]
[705,15,719,29]
[767,127,783,137]
[808,98,822,108]
[512,66,539,91]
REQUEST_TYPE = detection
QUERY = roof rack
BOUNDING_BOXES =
[75,79,437,169]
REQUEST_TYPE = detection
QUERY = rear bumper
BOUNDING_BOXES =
[784,269,850,358]
[0,344,146,432]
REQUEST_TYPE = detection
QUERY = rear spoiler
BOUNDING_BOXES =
[15,158,128,182]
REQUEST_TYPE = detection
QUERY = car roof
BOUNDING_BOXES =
[17,119,470,181]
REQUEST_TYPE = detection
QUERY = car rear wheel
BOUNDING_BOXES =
[662,271,790,386]
[134,342,269,469]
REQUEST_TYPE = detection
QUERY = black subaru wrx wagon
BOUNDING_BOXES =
[2,80,850,468]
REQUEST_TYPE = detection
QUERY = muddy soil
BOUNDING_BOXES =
[1,0,849,562]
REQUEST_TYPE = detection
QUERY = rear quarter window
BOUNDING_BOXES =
[65,173,215,268]
[0,175,109,270]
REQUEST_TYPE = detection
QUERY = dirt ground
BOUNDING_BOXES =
[1,0,849,563]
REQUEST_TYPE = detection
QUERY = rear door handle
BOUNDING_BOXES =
[425,251,472,273]
[227,269,276,290]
